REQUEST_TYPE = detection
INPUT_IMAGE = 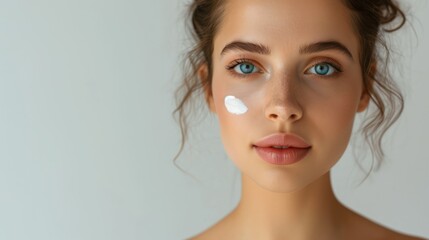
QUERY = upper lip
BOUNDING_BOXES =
[253,133,311,148]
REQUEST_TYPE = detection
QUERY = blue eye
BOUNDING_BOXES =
[233,62,259,74]
[308,63,337,76]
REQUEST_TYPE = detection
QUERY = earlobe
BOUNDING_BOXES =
[197,63,216,113]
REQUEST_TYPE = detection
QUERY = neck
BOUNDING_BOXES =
[230,171,346,240]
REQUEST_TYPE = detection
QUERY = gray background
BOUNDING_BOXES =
[0,0,428,239]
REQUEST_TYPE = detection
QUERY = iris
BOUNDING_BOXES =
[238,63,255,74]
[314,63,333,75]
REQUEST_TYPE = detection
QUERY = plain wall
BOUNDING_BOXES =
[0,0,428,239]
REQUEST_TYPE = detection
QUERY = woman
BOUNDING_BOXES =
[174,0,426,239]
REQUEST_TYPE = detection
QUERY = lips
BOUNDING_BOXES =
[253,133,311,165]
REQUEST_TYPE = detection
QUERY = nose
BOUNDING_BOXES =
[264,77,303,123]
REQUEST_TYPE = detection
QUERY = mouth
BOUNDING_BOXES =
[271,145,290,149]
[256,145,309,149]
[252,132,311,165]
[252,145,311,165]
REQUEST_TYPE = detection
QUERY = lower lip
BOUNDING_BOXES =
[253,146,311,165]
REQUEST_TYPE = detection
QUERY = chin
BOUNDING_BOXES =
[248,169,322,193]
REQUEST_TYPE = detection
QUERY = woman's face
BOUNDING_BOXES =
[205,0,370,192]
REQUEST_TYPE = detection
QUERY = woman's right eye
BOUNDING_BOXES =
[233,62,259,74]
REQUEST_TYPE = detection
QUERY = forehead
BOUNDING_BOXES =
[214,0,359,58]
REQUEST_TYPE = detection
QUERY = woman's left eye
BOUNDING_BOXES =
[307,62,339,76]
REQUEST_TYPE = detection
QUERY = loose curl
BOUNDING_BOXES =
[173,0,407,183]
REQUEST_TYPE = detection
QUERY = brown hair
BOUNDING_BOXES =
[173,0,407,182]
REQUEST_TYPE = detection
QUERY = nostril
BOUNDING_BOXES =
[268,113,298,121]
[269,113,278,119]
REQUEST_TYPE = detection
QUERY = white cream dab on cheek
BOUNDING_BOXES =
[224,95,248,115]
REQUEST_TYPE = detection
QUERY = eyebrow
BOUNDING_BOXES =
[221,41,271,56]
[299,41,353,60]
[220,40,354,61]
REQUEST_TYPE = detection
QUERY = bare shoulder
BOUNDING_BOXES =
[186,230,216,240]
[187,207,428,240]
[185,223,229,240]
[186,223,427,240]
[383,227,427,240]
[381,228,427,240]
[343,208,427,240]
[186,226,218,240]
[185,212,237,240]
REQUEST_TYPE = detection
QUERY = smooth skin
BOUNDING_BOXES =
[190,0,425,239]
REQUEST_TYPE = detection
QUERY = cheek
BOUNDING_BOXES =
[216,104,251,167]
[211,82,260,162]
[306,74,362,133]
[307,88,360,157]
[214,94,254,144]
[211,82,239,143]
[211,71,257,133]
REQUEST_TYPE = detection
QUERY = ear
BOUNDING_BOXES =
[357,62,376,113]
[357,90,370,113]
[197,63,216,113]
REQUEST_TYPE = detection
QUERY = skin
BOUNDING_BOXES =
[190,0,425,239]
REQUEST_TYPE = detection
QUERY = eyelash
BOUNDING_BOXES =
[307,60,343,78]
[225,58,262,78]
[225,58,343,79]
